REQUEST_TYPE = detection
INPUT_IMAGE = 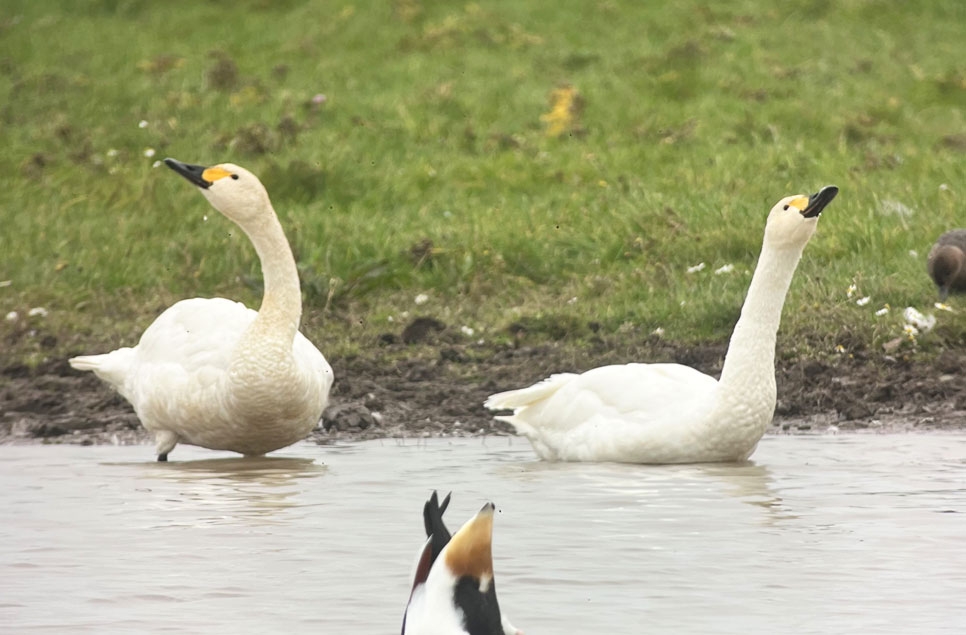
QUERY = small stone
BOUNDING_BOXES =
[321,403,375,432]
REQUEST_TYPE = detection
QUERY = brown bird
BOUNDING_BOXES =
[928,230,966,301]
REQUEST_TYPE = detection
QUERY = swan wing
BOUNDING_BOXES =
[118,298,254,423]
[488,363,715,422]
[292,330,335,406]
[69,297,253,401]
[134,297,255,370]
[487,363,719,461]
[484,372,578,410]
[145,298,333,399]
[562,363,717,420]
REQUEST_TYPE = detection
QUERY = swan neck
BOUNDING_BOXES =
[718,241,803,391]
[240,203,302,342]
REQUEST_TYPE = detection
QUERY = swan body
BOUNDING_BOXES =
[927,229,966,300]
[485,186,839,464]
[69,159,333,460]
[403,492,521,635]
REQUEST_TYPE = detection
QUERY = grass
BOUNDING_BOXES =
[3,0,966,366]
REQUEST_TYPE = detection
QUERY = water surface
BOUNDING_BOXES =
[2,435,965,633]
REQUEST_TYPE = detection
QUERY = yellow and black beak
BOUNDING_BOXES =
[164,158,212,189]
[801,185,839,218]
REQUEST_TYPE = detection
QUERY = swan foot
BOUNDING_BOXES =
[154,430,179,461]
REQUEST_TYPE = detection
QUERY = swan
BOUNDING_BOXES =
[69,158,334,461]
[927,229,966,300]
[484,186,839,464]
[403,492,522,635]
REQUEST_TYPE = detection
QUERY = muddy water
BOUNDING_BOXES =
[1,435,965,634]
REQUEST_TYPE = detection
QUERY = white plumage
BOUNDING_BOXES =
[70,159,333,460]
[485,186,838,464]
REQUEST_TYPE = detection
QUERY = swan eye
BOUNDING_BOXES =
[783,204,789,211]
[231,174,239,180]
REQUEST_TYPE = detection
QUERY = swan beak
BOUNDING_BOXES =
[801,185,838,218]
[164,158,212,189]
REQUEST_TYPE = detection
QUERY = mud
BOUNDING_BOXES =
[2,319,965,454]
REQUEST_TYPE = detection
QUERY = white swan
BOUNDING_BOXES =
[484,186,839,464]
[403,492,522,635]
[69,158,333,461]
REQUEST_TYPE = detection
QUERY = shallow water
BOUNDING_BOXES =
[1,435,965,634]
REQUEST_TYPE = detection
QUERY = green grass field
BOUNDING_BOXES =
[3,0,966,365]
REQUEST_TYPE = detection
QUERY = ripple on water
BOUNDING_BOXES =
[1,435,965,633]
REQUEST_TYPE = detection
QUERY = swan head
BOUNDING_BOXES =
[164,158,271,225]
[404,495,521,635]
[763,185,838,249]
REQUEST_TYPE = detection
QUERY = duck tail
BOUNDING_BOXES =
[423,491,452,561]
[484,373,576,411]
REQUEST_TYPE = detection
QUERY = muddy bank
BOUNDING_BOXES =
[2,326,965,454]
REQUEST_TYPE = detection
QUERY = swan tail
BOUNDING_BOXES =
[68,354,107,371]
[68,348,136,390]
[484,373,577,411]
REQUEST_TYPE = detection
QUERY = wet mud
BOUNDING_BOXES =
[2,321,965,454]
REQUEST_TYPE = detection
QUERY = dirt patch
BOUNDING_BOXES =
[3,320,965,455]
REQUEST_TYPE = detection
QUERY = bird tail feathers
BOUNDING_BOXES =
[68,354,108,371]
[484,373,576,411]
[68,348,136,389]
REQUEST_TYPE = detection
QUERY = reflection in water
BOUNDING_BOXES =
[523,459,792,522]
[697,462,796,522]
[145,455,326,480]
[107,456,327,524]
[2,436,966,634]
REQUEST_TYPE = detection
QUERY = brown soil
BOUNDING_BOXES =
[2,317,965,454]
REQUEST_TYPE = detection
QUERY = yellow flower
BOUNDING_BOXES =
[540,85,582,138]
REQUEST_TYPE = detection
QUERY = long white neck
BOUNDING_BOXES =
[717,240,805,395]
[237,205,302,347]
